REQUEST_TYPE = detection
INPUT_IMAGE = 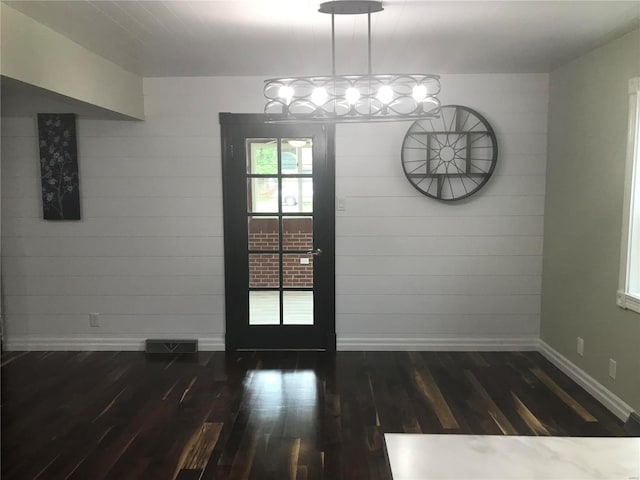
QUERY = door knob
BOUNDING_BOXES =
[307,248,323,256]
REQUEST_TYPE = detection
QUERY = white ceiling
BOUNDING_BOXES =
[5,0,640,77]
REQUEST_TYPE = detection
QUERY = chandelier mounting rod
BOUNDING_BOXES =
[368,10,372,75]
[331,13,336,76]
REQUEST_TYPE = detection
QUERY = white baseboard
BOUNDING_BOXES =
[537,340,633,422]
[197,337,225,350]
[337,335,539,351]
[4,334,537,352]
[3,335,225,351]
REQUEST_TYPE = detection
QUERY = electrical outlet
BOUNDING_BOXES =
[577,337,584,356]
[89,312,100,327]
[609,359,617,379]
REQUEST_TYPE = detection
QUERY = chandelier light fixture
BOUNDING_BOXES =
[264,0,441,123]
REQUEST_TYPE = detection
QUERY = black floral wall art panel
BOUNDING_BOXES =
[37,113,81,220]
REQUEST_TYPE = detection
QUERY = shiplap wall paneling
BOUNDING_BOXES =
[1,74,547,349]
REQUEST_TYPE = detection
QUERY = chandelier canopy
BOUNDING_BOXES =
[264,1,441,123]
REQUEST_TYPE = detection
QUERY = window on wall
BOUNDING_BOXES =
[618,77,640,314]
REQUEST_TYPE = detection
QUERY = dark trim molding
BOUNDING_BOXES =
[219,112,269,124]
[219,114,336,352]
[219,112,339,125]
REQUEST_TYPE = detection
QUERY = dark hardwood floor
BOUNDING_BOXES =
[1,350,627,480]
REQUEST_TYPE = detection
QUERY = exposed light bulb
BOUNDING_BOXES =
[345,87,360,105]
[412,84,428,102]
[376,85,393,104]
[279,85,295,104]
[311,87,328,106]
[288,139,306,148]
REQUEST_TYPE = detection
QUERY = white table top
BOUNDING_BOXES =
[384,434,640,480]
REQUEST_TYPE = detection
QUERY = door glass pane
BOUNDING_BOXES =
[283,216,313,251]
[283,291,313,325]
[248,177,278,213]
[282,178,313,213]
[247,138,278,174]
[249,253,280,288]
[282,138,313,174]
[283,253,313,288]
[249,290,280,325]
[245,137,317,329]
[248,216,279,251]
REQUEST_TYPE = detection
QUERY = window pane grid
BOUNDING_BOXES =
[246,137,315,325]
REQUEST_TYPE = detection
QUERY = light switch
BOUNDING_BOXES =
[300,257,310,265]
[337,197,346,211]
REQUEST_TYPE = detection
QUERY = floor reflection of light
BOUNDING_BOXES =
[245,370,318,427]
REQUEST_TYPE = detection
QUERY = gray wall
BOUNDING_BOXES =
[541,28,640,412]
[1,73,547,350]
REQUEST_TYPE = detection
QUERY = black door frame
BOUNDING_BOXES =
[220,113,336,351]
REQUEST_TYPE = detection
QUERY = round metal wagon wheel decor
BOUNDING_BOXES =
[401,105,498,201]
